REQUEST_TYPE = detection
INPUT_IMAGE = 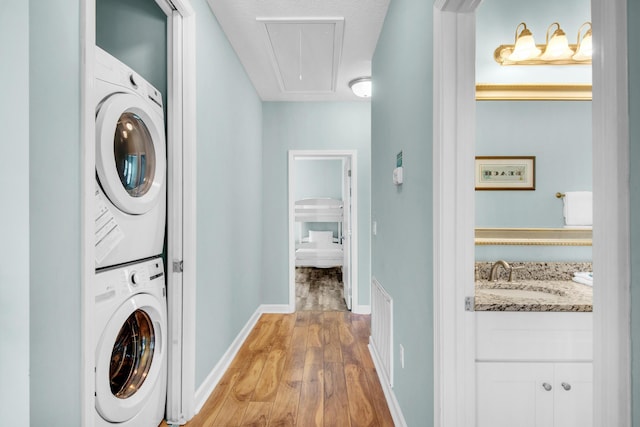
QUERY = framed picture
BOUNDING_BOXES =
[475,156,536,190]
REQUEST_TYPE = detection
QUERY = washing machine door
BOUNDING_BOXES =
[95,293,166,423]
[96,92,166,215]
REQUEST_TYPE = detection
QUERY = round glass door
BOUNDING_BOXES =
[95,93,166,215]
[114,112,156,198]
[110,309,155,399]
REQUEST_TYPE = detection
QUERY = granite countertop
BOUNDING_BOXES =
[474,279,593,312]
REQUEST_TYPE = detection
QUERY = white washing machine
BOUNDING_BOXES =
[94,46,166,269]
[94,256,167,427]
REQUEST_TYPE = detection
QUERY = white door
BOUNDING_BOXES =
[342,158,352,310]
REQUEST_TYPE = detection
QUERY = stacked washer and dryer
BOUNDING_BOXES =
[93,46,168,427]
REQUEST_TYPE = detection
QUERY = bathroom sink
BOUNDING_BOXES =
[474,279,593,312]
[478,281,568,297]
[480,287,562,301]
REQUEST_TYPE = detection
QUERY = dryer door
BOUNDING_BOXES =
[95,293,166,423]
[96,93,166,215]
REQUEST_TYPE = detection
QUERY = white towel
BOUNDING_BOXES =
[573,271,593,286]
[563,191,593,226]
[573,276,593,286]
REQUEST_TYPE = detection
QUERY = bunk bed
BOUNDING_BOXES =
[295,198,344,268]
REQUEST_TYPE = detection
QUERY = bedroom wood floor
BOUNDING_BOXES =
[296,267,348,312]
[161,312,394,426]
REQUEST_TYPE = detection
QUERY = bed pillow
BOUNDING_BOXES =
[309,230,333,243]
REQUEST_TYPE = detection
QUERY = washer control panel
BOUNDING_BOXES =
[95,257,164,303]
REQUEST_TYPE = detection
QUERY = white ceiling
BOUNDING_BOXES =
[207,0,390,101]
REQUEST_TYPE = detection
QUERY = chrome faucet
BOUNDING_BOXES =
[489,260,511,281]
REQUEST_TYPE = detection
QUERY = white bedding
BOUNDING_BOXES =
[295,241,343,268]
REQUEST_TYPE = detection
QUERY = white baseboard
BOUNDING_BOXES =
[368,342,407,427]
[353,304,371,315]
[193,307,263,414]
[260,303,294,314]
[193,304,295,414]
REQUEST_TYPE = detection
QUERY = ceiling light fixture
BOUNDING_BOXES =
[349,77,372,98]
[494,21,592,65]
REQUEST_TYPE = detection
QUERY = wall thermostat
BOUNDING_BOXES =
[393,167,403,185]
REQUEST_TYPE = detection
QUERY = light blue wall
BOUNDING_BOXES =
[96,0,167,102]
[295,159,343,239]
[0,1,30,425]
[294,159,342,200]
[628,0,640,422]
[193,0,263,389]
[476,0,591,84]
[371,0,433,424]
[475,101,592,262]
[29,0,82,424]
[262,102,371,305]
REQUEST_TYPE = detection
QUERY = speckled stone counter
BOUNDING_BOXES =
[475,261,592,281]
[474,279,593,312]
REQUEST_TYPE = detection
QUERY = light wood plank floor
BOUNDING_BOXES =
[161,311,394,426]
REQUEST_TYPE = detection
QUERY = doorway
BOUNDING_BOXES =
[288,150,358,312]
[432,0,630,425]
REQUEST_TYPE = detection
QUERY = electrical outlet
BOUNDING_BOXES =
[400,344,405,369]
[372,221,377,235]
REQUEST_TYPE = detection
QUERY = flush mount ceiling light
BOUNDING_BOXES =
[494,21,592,65]
[349,77,372,98]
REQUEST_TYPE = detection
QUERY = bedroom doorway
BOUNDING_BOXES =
[288,150,358,313]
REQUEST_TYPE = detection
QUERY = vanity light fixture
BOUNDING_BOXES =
[573,22,593,61]
[507,23,540,61]
[494,21,592,65]
[349,77,372,98]
[540,22,574,60]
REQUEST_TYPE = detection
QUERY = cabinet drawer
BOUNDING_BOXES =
[476,312,592,361]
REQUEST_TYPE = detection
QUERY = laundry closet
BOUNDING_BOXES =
[93,2,170,427]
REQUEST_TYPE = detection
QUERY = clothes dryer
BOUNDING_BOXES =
[94,46,166,269]
[94,257,167,427]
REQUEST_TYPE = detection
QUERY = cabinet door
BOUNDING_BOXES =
[477,362,554,427]
[553,363,593,427]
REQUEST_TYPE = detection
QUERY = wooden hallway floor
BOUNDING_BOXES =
[162,311,394,426]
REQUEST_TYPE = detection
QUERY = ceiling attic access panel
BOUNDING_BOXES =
[258,18,345,93]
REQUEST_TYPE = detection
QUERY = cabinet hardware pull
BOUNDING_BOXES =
[542,382,552,391]
[561,382,572,391]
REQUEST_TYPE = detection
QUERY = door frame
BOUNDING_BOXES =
[288,150,360,313]
[80,1,197,425]
[432,0,630,426]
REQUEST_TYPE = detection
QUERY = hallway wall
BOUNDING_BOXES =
[0,1,30,425]
[29,0,82,425]
[628,0,640,422]
[261,102,371,308]
[371,0,434,424]
[192,0,264,389]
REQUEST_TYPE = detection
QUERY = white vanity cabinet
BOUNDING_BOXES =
[476,312,593,427]
[477,361,592,427]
